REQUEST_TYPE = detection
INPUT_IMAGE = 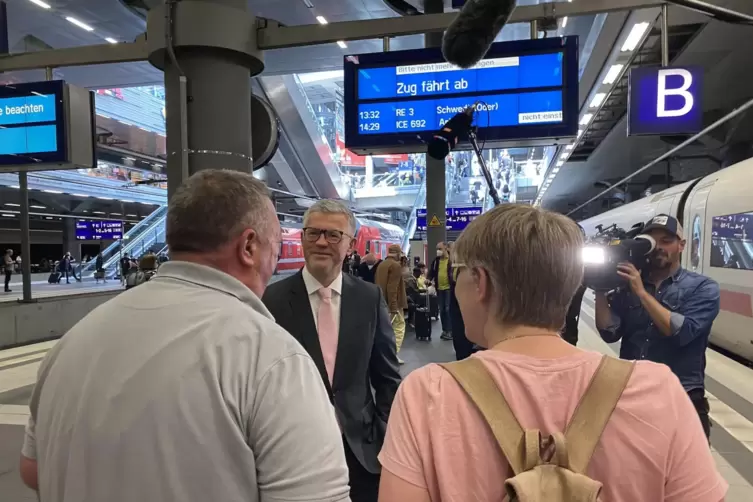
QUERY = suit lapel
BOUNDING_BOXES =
[333,274,362,390]
[289,272,332,395]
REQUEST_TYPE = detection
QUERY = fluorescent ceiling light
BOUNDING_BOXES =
[4,203,20,207]
[316,16,328,24]
[590,93,606,109]
[10,185,19,189]
[105,38,118,44]
[565,144,574,150]
[111,212,122,216]
[580,114,594,126]
[561,16,568,28]
[556,161,564,167]
[603,64,624,85]
[126,214,138,217]
[72,193,88,198]
[43,189,63,194]
[621,22,650,52]
[66,17,94,32]
[577,129,584,138]
[97,196,114,200]
[93,211,106,215]
[560,153,569,160]
[2,214,14,218]
[552,168,560,174]
[28,0,51,8]
[30,205,45,209]
[337,40,348,49]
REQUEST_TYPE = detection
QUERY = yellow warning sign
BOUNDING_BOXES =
[428,215,442,227]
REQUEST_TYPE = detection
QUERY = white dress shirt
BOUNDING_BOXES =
[302,266,343,335]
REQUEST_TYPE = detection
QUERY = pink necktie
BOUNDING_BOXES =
[317,287,338,385]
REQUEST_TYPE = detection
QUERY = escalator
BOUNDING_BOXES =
[79,205,168,278]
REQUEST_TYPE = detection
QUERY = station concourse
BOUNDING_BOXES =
[2,0,753,500]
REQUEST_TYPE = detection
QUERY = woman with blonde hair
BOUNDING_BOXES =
[377,204,725,502]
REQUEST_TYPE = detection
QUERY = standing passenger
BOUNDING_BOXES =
[427,242,453,341]
[375,245,408,364]
[263,199,402,502]
[19,170,350,502]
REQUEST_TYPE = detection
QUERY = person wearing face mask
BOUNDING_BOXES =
[263,199,401,502]
[19,170,351,502]
[357,253,381,283]
[427,242,453,341]
[594,214,721,440]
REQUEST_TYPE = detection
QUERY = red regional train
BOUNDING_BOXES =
[276,217,405,273]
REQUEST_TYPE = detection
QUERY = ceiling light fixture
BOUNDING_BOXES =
[4,203,20,207]
[589,93,606,109]
[1,214,14,218]
[579,114,593,126]
[337,40,348,49]
[561,16,568,28]
[603,64,624,85]
[565,144,574,150]
[43,189,63,194]
[316,16,328,25]
[621,22,650,52]
[28,0,51,9]
[556,161,564,167]
[65,17,94,32]
[30,205,45,209]
[105,37,118,44]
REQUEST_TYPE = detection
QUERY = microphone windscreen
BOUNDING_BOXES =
[442,0,517,69]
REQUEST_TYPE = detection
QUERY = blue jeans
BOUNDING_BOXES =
[438,289,452,333]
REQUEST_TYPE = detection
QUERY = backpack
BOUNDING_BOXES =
[440,355,635,502]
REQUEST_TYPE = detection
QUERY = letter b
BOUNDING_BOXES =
[657,69,694,118]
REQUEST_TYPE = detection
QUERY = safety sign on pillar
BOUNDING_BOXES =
[428,214,443,227]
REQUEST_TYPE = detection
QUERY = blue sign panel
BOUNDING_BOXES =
[416,206,483,232]
[75,220,123,241]
[0,81,67,166]
[343,37,579,155]
[628,66,703,136]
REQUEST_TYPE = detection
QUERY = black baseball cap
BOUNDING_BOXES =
[643,214,684,239]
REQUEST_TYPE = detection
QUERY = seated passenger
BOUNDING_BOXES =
[19,170,351,502]
[377,204,726,502]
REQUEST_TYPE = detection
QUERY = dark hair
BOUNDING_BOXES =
[412,266,422,278]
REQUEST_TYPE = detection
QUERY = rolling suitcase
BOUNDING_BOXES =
[48,271,61,284]
[414,307,432,341]
[429,293,439,320]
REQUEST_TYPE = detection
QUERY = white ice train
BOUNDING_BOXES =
[579,158,753,361]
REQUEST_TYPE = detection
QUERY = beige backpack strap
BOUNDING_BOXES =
[440,359,528,475]
[565,355,635,474]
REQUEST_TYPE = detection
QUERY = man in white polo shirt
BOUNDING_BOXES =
[19,170,351,502]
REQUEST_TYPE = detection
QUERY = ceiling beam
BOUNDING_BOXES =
[0,0,665,72]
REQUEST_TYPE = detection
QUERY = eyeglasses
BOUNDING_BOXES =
[303,227,352,244]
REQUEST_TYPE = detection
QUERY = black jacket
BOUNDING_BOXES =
[262,271,402,474]
[428,255,454,289]
[357,260,381,283]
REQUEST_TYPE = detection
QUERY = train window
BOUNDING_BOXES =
[690,215,702,272]
[710,211,753,270]
[365,241,371,253]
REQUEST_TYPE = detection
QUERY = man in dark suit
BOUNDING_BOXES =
[263,199,402,502]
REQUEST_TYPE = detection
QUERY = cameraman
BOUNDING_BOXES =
[594,214,720,440]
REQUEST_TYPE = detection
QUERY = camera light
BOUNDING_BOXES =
[582,246,606,264]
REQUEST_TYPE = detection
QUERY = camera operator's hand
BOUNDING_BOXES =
[617,262,646,296]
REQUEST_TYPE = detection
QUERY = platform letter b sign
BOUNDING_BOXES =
[657,68,694,118]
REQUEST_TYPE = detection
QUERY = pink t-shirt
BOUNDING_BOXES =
[379,350,727,502]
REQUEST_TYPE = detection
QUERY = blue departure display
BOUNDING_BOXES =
[343,37,579,155]
[0,81,67,166]
[416,206,482,232]
[75,220,123,241]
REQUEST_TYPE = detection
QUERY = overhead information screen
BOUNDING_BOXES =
[76,220,123,241]
[344,37,579,155]
[0,81,67,165]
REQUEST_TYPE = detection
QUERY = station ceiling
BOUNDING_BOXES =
[541,0,753,218]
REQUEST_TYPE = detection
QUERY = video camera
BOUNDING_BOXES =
[582,223,657,291]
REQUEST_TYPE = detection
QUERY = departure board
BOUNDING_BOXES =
[343,37,579,155]
[416,206,482,232]
[0,81,67,165]
[76,220,123,241]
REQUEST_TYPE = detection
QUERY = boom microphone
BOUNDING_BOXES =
[427,106,475,160]
[442,0,517,69]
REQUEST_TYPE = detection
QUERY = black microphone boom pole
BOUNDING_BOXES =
[468,127,501,206]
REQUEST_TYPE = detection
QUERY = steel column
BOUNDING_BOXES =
[661,3,670,66]
[424,0,446,260]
